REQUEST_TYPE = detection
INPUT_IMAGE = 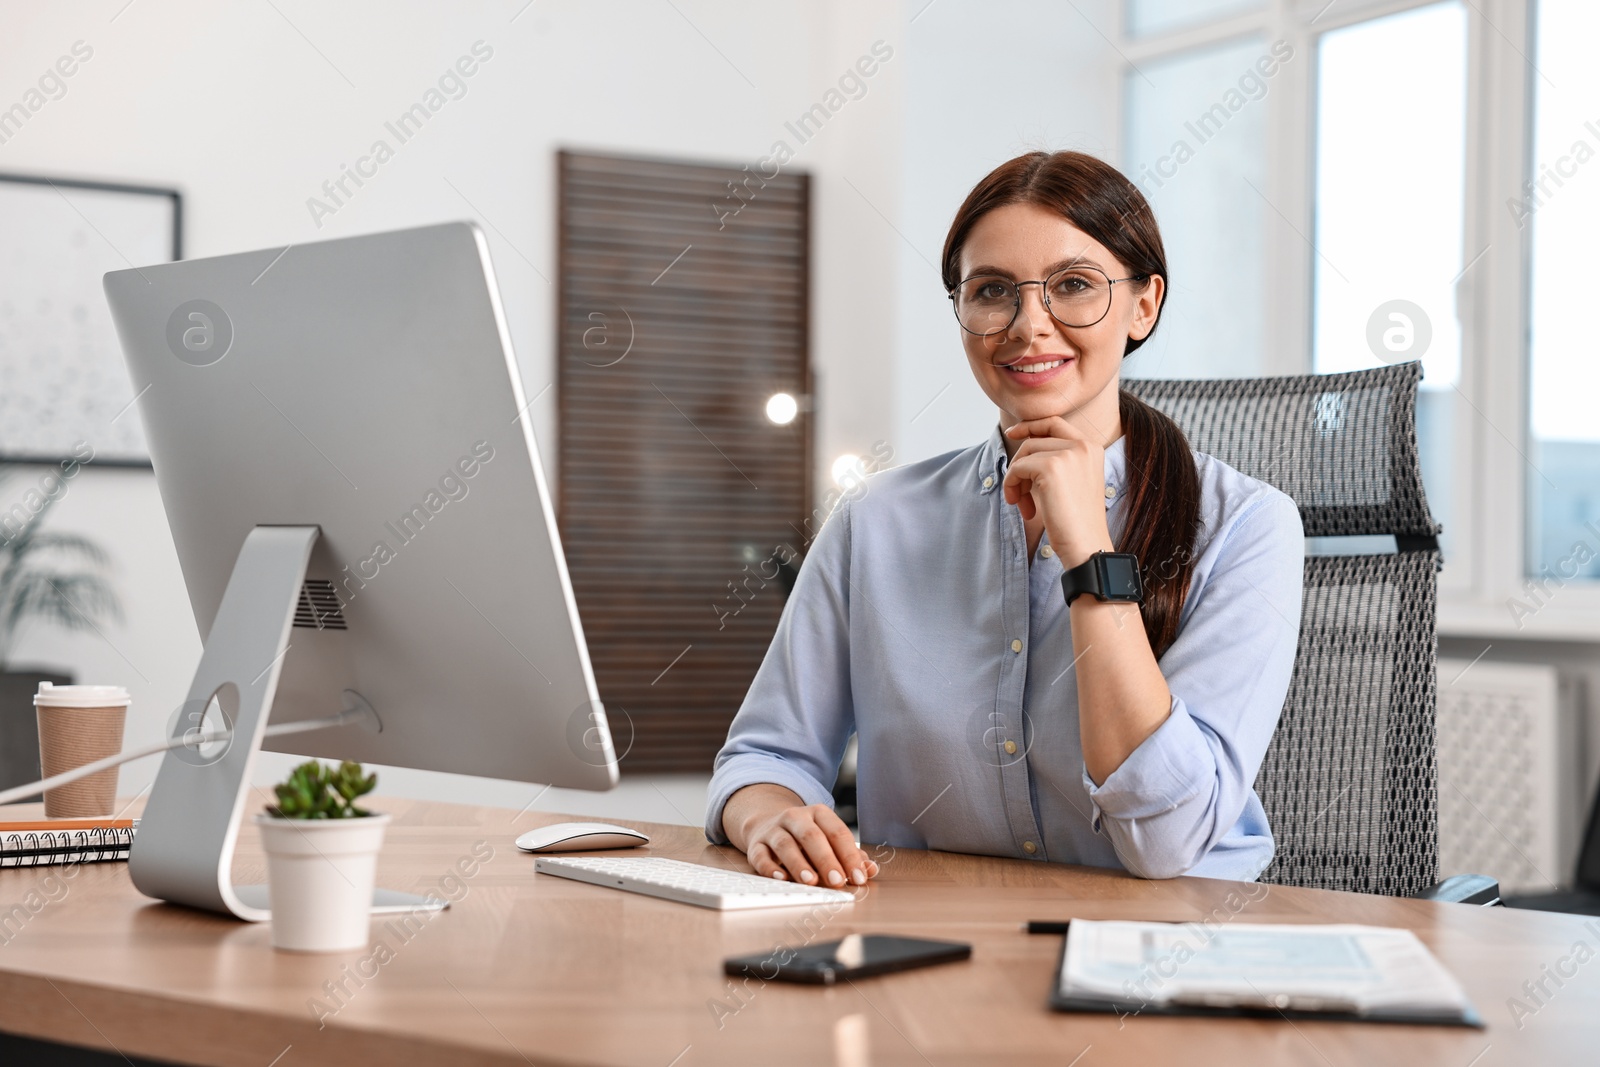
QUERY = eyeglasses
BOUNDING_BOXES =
[948,265,1147,337]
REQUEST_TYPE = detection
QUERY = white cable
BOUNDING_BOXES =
[0,730,229,808]
[0,708,361,808]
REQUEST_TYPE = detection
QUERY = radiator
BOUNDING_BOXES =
[1436,658,1562,894]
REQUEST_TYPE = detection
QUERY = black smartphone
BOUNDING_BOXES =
[723,934,971,986]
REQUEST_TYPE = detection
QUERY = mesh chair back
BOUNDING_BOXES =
[1125,362,1441,895]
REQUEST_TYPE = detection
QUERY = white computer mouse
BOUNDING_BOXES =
[515,821,650,853]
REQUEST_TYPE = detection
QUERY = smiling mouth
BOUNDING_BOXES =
[1003,358,1069,373]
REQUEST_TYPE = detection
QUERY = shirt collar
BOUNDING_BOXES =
[977,424,1128,507]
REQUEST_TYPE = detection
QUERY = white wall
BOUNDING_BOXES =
[0,0,1121,824]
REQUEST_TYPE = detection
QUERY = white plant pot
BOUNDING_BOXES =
[253,812,390,952]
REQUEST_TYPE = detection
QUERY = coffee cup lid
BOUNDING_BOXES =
[34,682,132,708]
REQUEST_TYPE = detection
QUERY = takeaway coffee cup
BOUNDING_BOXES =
[33,682,131,818]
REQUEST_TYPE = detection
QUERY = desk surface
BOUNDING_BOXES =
[0,794,1593,1066]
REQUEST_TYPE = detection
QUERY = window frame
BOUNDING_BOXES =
[1114,0,1596,638]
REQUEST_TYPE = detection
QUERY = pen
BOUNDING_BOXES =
[1025,920,1071,935]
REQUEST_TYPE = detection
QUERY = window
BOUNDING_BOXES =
[1311,3,1467,560]
[1125,36,1271,381]
[1528,0,1600,581]
[1118,0,1600,633]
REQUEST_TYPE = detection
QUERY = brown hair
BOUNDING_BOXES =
[941,151,1201,657]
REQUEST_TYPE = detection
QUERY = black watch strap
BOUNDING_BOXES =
[1061,551,1144,606]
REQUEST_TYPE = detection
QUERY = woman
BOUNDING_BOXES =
[705,151,1304,888]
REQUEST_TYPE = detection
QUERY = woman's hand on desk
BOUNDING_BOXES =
[724,783,879,887]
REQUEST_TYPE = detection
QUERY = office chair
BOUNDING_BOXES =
[825,362,1491,902]
[1125,361,1493,904]
[1505,772,1600,915]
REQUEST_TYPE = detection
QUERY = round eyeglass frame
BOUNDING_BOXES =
[947,266,1149,337]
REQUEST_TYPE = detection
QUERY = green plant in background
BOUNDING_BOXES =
[270,759,378,819]
[0,468,122,668]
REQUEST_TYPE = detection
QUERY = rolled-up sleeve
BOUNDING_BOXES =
[1083,491,1305,879]
[704,497,858,844]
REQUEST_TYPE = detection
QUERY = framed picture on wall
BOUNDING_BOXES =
[0,172,182,467]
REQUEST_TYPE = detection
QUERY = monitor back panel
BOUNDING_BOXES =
[103,222,616,791]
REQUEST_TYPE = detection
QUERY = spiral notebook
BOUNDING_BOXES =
[0,821,138,868]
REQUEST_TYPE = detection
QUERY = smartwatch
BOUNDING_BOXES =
[1061,551,1144,606]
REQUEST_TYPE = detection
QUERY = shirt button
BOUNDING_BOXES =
[1040,545,1054,559]
[1104,484,1116,499]
[1022,841,1037,855]
[1003,740,1018,755]
[1010,638,1023,653]
[982,475,995,490]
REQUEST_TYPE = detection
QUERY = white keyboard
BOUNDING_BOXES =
[534,855,857,911]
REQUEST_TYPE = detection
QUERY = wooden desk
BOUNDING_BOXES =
[0,795,1594,1066]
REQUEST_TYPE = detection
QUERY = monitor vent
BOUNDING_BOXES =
[293,580,347,630]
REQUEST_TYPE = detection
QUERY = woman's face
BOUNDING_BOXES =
[955,201,1164,440]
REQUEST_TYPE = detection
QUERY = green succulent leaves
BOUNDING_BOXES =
[269,759,377,819]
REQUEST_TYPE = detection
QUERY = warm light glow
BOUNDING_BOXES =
[831,453,864,487]
[765,392,799,425]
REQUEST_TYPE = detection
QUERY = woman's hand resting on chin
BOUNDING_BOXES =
[1001,417,1117,568]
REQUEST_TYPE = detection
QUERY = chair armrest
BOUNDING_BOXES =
[1413,874,1502,906]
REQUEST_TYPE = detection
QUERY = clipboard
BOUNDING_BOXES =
[1046,920,1484,1028]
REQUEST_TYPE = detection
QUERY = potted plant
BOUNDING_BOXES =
[0,467,122,791]
[254,759,389,952]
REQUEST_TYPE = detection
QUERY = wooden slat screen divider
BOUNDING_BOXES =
[557,150,811,775]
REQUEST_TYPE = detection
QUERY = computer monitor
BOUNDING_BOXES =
[103,222,617,920]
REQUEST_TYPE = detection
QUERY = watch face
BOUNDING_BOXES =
[1099,554,1143,599]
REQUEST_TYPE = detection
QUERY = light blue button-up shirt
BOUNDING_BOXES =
[706,426,1305,881]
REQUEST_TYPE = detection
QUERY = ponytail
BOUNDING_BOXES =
[1117,390,1201,658]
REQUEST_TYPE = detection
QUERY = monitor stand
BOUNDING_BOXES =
[128,525,446,921]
